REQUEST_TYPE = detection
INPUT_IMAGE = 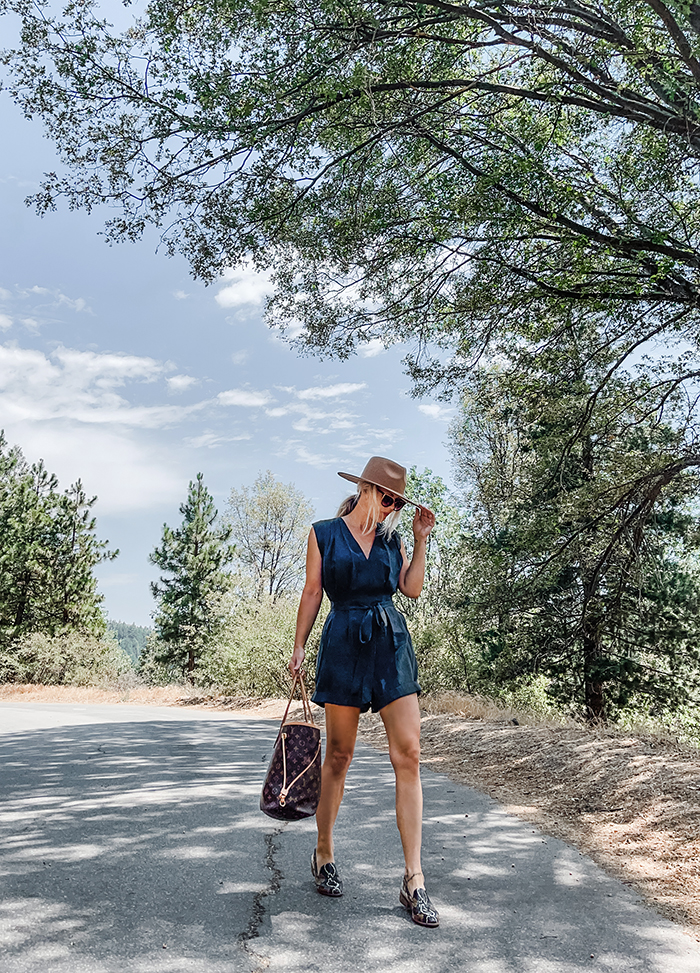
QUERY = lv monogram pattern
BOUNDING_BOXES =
[260,721,322,821]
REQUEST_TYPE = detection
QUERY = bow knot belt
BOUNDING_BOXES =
[330,598,394,644]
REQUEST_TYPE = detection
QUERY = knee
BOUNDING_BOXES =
[326,744,354,776]
[389,741,421,775]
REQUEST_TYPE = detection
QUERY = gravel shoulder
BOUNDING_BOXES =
[4,683,699,939]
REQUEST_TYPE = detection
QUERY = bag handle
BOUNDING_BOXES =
[281,670,315,726]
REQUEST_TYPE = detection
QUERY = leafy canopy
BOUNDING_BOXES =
[4,1,700,384]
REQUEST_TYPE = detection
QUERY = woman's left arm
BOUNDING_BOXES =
[398,505,436,599]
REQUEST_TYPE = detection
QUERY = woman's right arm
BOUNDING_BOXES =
[289,528,323,674]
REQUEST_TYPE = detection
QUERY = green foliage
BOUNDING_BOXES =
[150,473,235,678]
[227,470,314,600]
[4,0,700,403]
[137,633,181,686]
[8,0,700,715]
[447,339,700,719]
[0,631,133,686]
[0,432,116,660]
[107,620,152,663]
[195,594,326,697]
[400,466,463,617]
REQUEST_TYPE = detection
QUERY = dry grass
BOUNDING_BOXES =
[0,683,309,721]
[0,682,192,706]
[418,689,564,725]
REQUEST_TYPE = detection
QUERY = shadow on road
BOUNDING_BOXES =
[0,718,277,973]
[1,715,699,973]
[261,750,700,973]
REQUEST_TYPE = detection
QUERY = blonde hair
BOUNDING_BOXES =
[336,480,403,539]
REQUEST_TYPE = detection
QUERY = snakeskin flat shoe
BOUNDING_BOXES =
[311,849,343,897]
[400,875,440,927]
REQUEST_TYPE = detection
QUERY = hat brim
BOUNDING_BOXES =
[337,471,420,508]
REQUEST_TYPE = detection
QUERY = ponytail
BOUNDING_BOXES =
[336,493,359,517]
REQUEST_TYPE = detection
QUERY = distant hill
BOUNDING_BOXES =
[107,620,152,663]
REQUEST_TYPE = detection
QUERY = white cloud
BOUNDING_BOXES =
[0,344,202,428]
[215,266,272,308]
[231,350,249,365]
[167,374,198,393]
[295,382,366,400]
[358,339,385,358]
[275,440,338,469]
[52,346,164,386]
[0,343,201,513]
[295,446,337,468]
[8,421,185,513]
[26,285,90,314]
[0,314,12,331]
[0,287,12,301]
[217,388,272,408]
[418,403,454,421]
[185,431,252,449]
[174,290,190,300]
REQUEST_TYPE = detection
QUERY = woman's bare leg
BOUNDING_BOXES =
[380,693,424,893]
[316,703,360,866]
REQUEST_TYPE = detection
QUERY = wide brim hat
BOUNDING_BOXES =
[338,456,420,507]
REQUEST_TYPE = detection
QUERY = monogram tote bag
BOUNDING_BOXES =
[260,672,322,821]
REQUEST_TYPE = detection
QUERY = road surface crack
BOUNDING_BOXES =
[238,827,285,972]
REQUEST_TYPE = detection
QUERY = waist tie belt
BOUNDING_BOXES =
[330,598,394,644]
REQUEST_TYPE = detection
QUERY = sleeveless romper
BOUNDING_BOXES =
[311,517,421,713]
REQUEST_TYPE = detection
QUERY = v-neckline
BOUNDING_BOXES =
[340,516,376,561]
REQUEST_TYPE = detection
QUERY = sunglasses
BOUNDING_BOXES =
[378,490,407,511]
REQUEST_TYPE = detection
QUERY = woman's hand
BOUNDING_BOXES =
[289,645,306,675]
[412,505,435,543]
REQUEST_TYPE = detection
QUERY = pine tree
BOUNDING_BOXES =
[150,474,235,679]
[448,351,700,720]
[0,434,116,650]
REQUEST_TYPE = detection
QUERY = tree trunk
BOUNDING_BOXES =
[186,648,195,684]
[13,573,31,628]
[582,611,605,721]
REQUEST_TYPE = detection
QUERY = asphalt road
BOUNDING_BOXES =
[1,702,699,973]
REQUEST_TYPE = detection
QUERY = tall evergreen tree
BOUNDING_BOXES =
[449,346,700,720]
[0,434,116,650]
[150,474,235,678]
[107,620,152,664]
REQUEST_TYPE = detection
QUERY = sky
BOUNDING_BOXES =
[0,13,456,627]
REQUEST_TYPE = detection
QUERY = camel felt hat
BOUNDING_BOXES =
[337,456,419,507]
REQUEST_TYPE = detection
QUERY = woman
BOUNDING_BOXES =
[289,456,439,928]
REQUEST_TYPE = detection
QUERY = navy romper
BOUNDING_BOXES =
[311,517,421,713]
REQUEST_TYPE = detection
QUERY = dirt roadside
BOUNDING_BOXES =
[3,683,699,938]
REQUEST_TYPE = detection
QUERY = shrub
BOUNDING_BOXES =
[195,595,327,696]
[0,631,133,685]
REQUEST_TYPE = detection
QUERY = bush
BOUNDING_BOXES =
[0,631,134,686]
[195,595,327,696]
[136,633,185,686]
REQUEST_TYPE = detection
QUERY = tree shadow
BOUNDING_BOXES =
[0,717,281,973]
[2,717,699,973]
[260,747,700,973]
